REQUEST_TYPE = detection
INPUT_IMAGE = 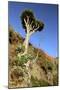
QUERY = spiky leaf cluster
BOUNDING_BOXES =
[21,10,35,29]
[20,9,44,33]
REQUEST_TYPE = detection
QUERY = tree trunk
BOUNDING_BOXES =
[18,29,30,57]
[24,31,30,54]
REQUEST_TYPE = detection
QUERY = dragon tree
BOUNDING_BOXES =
[18,10,44,57]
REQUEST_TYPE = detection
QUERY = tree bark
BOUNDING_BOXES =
[24,31,30,54]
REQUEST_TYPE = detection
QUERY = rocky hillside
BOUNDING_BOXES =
[8,26,58,88]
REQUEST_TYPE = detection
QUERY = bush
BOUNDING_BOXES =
[37,58,54,72]
[16,54,34,66]
[31,76,49,87]
[10,66,24,79]
[53,74,58,86]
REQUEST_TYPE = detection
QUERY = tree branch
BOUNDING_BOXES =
[30,30,35,36]
[34,26,39,31]
[30,26,39,35]
[27,16,29,24]
[30,21,33,26]
[24,18,29,33]
[24,18,27,26]
[30,26,39,36]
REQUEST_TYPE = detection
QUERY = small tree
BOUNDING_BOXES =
[18,10,44,56]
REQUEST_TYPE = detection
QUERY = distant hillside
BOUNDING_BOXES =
[8,26,58,88]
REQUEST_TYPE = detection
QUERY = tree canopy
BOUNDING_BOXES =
[18,9,44,56]
[20,10,44,33]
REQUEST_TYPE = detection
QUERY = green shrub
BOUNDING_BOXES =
[16,54,34,66]
[41,59,53,72]
[31,76,49,87]
[53,74,58,86]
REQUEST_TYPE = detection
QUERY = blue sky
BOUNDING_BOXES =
[8,2,58,57]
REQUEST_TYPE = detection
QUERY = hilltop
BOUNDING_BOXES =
[8,26,58,88]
